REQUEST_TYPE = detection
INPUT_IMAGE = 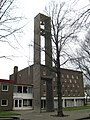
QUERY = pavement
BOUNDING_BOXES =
[13,109,90,120]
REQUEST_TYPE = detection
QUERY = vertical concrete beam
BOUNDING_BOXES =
[33,64,41,112]
[46,78,54,112]
[45,16,52,69]
[34,14,41,64]
[74,99,77,106]
[62,99,65,108]
[33,14,41,112]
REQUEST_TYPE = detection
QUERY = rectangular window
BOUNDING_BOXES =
[67,74,69,78]
[23,86,27,93]
[17,86,22,93]
[27,87,32,93]
[15,100,18,107]
[2,84,8,91]
[1,100,8,106]
[23,86,32,93]
[23,99,32,107]
[13,86,17,93]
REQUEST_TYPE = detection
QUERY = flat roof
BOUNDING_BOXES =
[0,79,15,83]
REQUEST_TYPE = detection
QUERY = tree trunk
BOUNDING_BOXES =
[56,45,64,117]
[57,68,64,117]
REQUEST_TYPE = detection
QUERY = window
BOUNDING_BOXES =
[27,87,32,93]
[67,91,70,95]
[55,73,57,77]
[68,94,70,96]
[72,75,74,79]
[43,90,46,96]
[43,80,46,85]
[64,79,67,83]
[23,99,32,107]
[69,79,72,83]
[43,71,46,75]
[1,100,8,106]
[72,84,75,87]
[61,74,64,78]
[41,100,46,109]
[62,93,65,96]
[77,85,80,88]
[23,86,32,93]
[17,86,22,93]
[23,86,27,93]
[13,86,17,93]
[67,74,69,78]
[71,90,72,92]
[78,93,80,96]
[2,84,8,91]
[53,78,55,82]
[75,90,77,93]
[15,100,18,107]
[73,92,75,96]
[65,89,67,92]
[76,76,79,79]
[74,80,77,83]
[62,84,64,87]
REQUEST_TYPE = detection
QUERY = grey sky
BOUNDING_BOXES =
[0,0,89,79]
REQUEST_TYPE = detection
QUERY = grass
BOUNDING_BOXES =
[0,106,90,116]
[0,111,20,117]
[63,105,90,111]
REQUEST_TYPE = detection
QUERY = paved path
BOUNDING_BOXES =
[13,109,90,120]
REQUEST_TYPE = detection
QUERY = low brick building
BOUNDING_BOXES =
[0,79,14,111]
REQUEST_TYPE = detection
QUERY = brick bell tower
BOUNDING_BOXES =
[33,13,54,112]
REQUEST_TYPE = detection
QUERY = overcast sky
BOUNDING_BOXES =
[0,0,90,79]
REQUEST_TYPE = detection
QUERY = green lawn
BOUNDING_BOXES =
[63,105,90,111]
[0,111,20,117]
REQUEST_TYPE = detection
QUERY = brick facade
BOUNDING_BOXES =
[0,79,13,111]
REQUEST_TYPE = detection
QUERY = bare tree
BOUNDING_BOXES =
[71,30,90,84]
[0,0,24,59]
[71,1,90,29]
[44,1,83,116]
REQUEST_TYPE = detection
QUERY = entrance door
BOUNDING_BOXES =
[41,100,46,109]
[14,99,22,109]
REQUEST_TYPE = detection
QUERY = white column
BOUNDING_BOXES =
[63,99,65,108]
[74,99,76,106]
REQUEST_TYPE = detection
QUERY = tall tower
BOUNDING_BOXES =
[33,13,54,112]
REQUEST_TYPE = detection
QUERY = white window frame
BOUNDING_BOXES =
[1,99,8,106]
[2,84,8,91]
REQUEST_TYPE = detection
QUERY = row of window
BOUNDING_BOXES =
[63,94,81,97]
[14,85,32,93]
[62,74,79,79]
[53,78,79,84]
[1,84,33,93]
[42,71,79,80]
[14,99,32,107]
[0,99,33,107]
[62,84,80,88]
